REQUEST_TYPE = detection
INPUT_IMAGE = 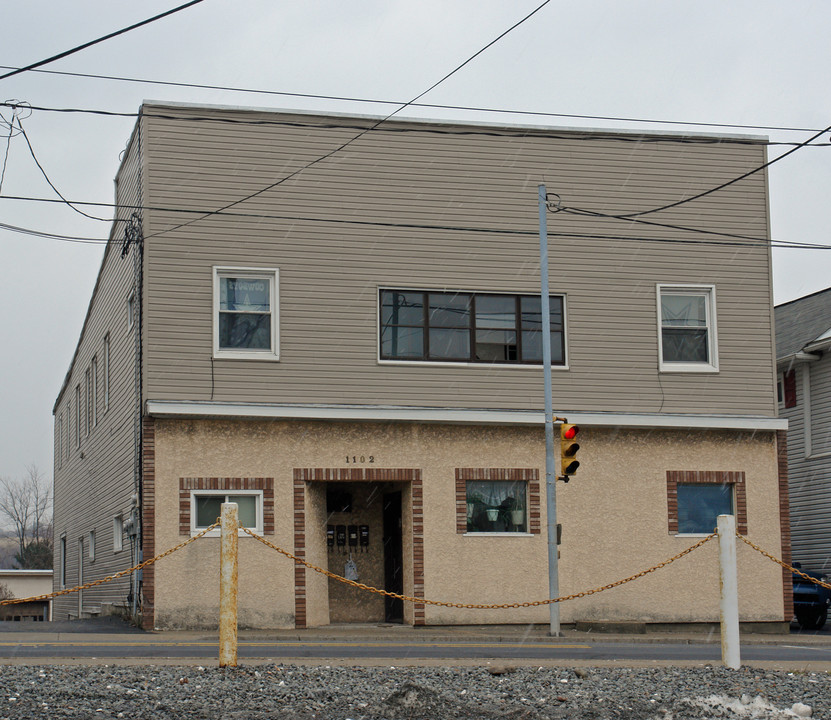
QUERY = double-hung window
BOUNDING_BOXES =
[213,268,280,360]
[657,285,718,372]
[380,289,565,365]
[191,491,263,536]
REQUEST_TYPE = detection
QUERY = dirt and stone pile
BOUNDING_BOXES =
[1,664,828,719]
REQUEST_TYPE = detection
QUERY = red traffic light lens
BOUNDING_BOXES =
[563,425,579,440]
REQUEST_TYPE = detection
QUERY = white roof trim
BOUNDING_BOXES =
[146,401,786,431]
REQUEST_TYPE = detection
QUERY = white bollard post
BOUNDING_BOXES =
[717,513,741,669]
[219,502,239,668]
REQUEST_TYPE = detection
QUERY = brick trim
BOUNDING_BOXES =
[666,470,747,535]
[455,468,541,534]
[178,477,274,535]
[293,468,424,625]
[777,430,793,621]
[141,416,155,631]
[292,472,306,629]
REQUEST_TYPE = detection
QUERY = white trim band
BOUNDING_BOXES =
[146,401,787,431]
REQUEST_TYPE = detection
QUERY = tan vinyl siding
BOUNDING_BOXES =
[141,105,775,417]
[51,126,144,618]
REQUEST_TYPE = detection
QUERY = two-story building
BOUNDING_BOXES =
[53,102,788,630]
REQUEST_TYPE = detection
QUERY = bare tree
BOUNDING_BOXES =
[0,465,52,569]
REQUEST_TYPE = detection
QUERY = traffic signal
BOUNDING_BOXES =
[559,423,580,481]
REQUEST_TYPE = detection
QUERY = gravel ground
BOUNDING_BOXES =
[1,665,829,719]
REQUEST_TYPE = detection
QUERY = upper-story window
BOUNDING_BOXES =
[657,285,718,373]
[127,290,136,330]
[379,289,566,365]
[213,267,280,360]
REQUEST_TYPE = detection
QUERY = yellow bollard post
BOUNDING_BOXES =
[219,502,239,668]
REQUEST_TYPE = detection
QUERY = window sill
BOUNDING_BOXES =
[674,532,715,538]
[213,352,280,362]
[379,359,569,370]
[659,364,719,374]
[192,528,260,538]
[463,532,533,537]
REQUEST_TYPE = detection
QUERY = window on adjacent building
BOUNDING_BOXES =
[88,530,96,561]
[103,334,110,412]
[127,290,135,330]
[465,480,528,533]
[59,535,67,588]
[380,290,565,365]
[191,491,263,535]
[90,356,98,428]
[57,414,63,469]
[74,385,81,448]
[113,515,124,553]
[657,285,718,372]
[213,268,280,360]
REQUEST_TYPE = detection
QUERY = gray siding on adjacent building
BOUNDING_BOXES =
[782,360,831,572]
[139,104,776,417]
[51,125,144,618]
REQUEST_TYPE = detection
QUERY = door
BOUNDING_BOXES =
[382,491,403,623]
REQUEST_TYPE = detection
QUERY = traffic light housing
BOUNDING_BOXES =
[559,423,580,481]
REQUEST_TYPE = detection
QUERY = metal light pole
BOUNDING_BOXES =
[538,184,560,636]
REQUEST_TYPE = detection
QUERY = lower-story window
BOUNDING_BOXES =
[677,483,732,534]
[455,469,541,534]
[192,491,263,535]
[466,480,527,532]
[667,470,747,535]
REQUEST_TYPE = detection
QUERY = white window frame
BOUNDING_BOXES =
[57,413,63,469]
[74,385,81,448]
[91,356,98,428]
[59,534,67,588]
[127,290,135,331]
[88,530,96,562]
[113,515,124,553]
[212,267,280,361]
[657,284,718,373]
[190,489,264,536]
[103,334,110,412]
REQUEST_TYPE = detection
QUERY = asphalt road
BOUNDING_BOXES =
[2,637,831,666]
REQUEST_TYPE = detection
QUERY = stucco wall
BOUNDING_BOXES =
[149,418,784,628]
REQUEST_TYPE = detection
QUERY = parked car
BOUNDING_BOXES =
[793,563,831,630]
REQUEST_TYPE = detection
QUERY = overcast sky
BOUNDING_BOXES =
[0,0,829,482]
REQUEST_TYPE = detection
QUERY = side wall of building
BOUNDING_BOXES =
[51,124,145,618]
[140,106,776,418]
[146,418,785,628]
[782,358,831,572]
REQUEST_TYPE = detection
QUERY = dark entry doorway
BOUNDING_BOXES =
[382,491,403,623]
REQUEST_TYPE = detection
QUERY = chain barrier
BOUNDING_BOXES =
[240,526,716,609]
[0,522,220,607]
[736,531,831,590]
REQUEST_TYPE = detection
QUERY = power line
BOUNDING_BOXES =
[5,100,830,149]
[0,220,107,244]
[2,192,830,251]
[0,64,825,136]
[565,122,831,219]
[16,115,110,221]
[0,0,207,82]
[142,0,554,241]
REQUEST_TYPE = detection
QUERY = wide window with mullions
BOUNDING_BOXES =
[379,289,565,365]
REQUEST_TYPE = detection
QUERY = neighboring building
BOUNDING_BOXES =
[775,287,831,573]
[53,102,788,630]
[0,569,52,621]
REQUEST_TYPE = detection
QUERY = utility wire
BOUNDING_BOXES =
[2,192,830,250]
[16,116,110,221]
[0,0,207,82]
[0,221,107,244]
[4,100,830,149]
[142,0,554,240]
[565,122,831,219]
[0,64,825,135]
